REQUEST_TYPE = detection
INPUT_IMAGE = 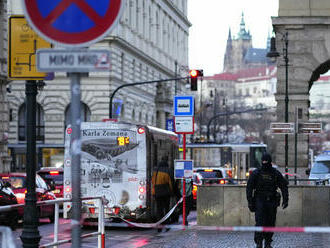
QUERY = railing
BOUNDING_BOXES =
[0,196,105,248]
[198,178,330,185]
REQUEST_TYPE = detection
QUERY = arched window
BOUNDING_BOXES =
[64,102,91,128]
[18,103,45,142]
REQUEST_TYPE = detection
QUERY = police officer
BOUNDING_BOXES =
[246,153,288,248]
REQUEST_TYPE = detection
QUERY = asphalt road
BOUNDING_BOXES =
[11,211,330,248]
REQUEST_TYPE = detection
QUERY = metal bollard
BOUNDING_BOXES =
[53,202,59,248]
[98,198,105,248]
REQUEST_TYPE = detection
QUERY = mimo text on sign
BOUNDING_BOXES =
[37,49,110,72]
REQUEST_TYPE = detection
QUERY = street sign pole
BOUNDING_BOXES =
[69,73,82,248]
[173,95,195,228]
[182,134,186,228]
[22,1,124,247]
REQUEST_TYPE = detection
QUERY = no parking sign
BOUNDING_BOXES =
[22,0,124,47]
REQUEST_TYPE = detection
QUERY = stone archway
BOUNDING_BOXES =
[272,2,330,173]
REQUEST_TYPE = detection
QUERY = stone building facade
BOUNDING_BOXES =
[7,0,190,169]
[0,0,10,172]
[272,0,330,171]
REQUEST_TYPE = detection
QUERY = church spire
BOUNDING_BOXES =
[237,12,251,40]
[223,28,233,72]
[240,12,246,33]
[228,28,232,41]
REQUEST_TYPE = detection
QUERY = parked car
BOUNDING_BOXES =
[308,153,330,185]
[0,173,56,222]
[0,179,18,229]
[192,167,234,207]
[37,167,63,198]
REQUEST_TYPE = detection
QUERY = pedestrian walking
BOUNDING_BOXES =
[152,155,173,232]
[246,153,289,248]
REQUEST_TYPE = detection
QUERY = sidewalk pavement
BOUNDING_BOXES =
[141,229,330,248]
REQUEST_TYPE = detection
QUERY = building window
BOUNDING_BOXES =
[142,0,146,37]
[121,53,125,81]
[136,0,139,32]
[18,103,45,142]
[149,6,152,41]
[132,109,135,121]
[129,0,133,27]
[132,59,135,83]
[120,104,125,118]
[9,109,13,122]
[64,102,91,128]
[156,11,159,44]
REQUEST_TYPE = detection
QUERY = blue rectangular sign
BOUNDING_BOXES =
[173,96,194,116]
[166,119,174,131]
[175,160,194,179]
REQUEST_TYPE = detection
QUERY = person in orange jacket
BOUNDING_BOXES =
[152,156,173,232]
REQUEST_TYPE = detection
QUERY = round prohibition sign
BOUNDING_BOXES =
[22,0,124,47]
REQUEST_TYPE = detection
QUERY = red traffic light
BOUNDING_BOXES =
[189,69,203,91]
[190,69,198,77]
[189,69,203,78]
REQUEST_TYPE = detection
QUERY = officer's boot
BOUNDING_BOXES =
[264,241,273,248]
[255,241,262,248]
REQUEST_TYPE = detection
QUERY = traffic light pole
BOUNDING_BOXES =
[109,77,188,118]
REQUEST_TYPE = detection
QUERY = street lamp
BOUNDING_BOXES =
[267,31,289,179]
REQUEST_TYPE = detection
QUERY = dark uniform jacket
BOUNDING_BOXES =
[246,166,288,205]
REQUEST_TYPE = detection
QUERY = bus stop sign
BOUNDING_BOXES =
[174,160,193,179]
[22,0,124,47]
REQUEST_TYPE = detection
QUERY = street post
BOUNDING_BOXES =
[24,1,124,247]
[173,96,194,227]
[8,15,52,248]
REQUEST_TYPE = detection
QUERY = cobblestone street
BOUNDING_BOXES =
[141,230,330,248]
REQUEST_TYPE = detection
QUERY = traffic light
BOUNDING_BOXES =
[189,69,203,91]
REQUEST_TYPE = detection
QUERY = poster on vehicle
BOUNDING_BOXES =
[63,122,147,216]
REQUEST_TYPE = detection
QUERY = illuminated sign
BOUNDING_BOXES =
[117,136,129,146]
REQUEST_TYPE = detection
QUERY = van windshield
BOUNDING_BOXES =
[311,161,330,174]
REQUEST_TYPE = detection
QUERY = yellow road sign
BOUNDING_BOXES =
[8,15,52,79]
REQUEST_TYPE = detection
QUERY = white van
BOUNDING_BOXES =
[309,152,330,185]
